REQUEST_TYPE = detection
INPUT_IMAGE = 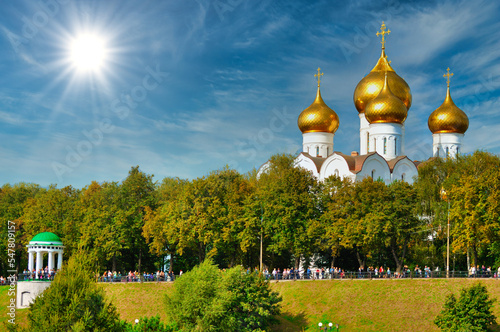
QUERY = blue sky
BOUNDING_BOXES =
[1,0,499,188]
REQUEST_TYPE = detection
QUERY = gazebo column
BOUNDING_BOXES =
[36,250,43,279]
[48,251,54,271]
[57,251,63,270]
[35,250,43,272]
[28,250,34,272]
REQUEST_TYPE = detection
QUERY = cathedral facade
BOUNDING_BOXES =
[266,22,470,185]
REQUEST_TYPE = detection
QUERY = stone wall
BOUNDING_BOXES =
[16,281,51,309]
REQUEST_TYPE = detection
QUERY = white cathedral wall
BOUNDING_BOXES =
[355,154,391,184]
[391,158,418,185]
[295,154,320,178]
[256,161,270,178]
[401,124,406,155]
[368,123,402,160]
[319,153,356,182]
[359,113,370,155]
[432,133,464,158]
[302,132,334,158]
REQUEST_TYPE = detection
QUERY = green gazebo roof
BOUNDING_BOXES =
[30,232,63,244]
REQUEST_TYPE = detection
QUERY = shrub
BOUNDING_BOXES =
[165,260,282,331]
[15,251,125,332]
[124,316,178,332]
[435,283,497,331]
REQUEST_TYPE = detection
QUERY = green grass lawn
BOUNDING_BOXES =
[102,278,500,331]
[0,285,29,329]
[2,278,500,331]
[271,278,500,331]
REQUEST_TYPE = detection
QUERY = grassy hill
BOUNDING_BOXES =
[2,278,500,331]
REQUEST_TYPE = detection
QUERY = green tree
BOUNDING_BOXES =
[449,152,500,267]
[19,251,125,331]
[117,166,157,273]
[0,183,41,275]
[312,175,352,268]
[257,154,320,269]
[143,177,188,273]
[413,157,455,269]
[322,177,387,268]
[201,168,254,267]
[435,283,497,331]
[20,185,80,263]
[155,168,252,267]
[383,181,421,272]
[77,181,124,271]
[165,260,281,331]
[318,177,420,271]
[415,151,500,269]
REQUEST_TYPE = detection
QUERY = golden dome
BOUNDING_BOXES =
[298,87,339,134]
[365,72,408,124]
[354,50,412,114]
[353,22,412,114]
[428,87,469,134]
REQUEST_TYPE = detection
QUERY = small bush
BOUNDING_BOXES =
[435,283,497,331]
[124,316,178,332]
[165,260,282,331]
[15,251,125,332]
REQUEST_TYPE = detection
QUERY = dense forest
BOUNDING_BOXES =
[1,151,499,276]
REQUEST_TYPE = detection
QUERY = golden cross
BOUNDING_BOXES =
[376,22,391,49]
[314,67,324,87]
[443,67,454,87]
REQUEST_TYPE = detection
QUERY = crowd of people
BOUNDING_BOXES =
[18,267,58,281]
[262,267,345,280]
[468,265,498,278]
[259,264,500,280]
[96,270,183,282]
[3,264,499,285]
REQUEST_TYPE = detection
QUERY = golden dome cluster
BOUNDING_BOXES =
[298,24,469,139]
[298,68,339,134]
[428,68,469,134]
[353,22,411,124]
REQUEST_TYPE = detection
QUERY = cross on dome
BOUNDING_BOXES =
[376,22,391,50]
[314,67,324,87]
[443,67,454,88]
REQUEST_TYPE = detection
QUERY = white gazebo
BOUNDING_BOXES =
[26,232,64,275]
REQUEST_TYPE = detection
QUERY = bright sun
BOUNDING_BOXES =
[69,34,107,72]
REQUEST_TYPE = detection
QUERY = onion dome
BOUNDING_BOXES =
[353,22,412,113]
[428,68,469,134]
[365,72,408,124]
[298,68,339,134]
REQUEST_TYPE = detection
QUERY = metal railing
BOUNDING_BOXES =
[16,273,56,282]
[8,270,498,284]
[96,274,179,283]
[262,270,498,280]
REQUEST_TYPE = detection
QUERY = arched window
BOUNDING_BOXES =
[401,173,405,181]
[371,170,375,179]
[316,146,320,157]
[367,133,370,152]
[445,146,449,157]
[334,169,339,177]
[394,137,397,153]
[383,137,387,154]
[327,147,329,156]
